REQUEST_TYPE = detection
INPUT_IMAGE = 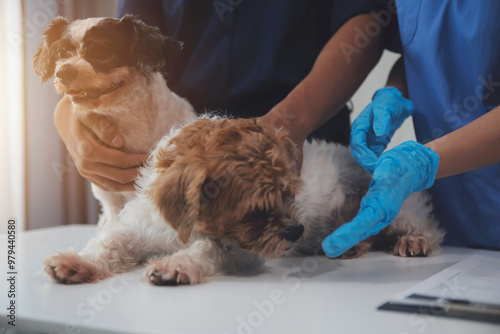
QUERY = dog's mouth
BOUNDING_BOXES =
[66,81,125,103]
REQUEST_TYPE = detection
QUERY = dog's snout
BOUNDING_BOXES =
[56,65,76,85]
[283,224,304,242]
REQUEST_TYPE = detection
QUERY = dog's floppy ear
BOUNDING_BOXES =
[119,15,183,75]
[33,16,70,82]
[147,155,208,244]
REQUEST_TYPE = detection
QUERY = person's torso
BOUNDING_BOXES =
[120,0,337,116]
[396,0,500,249]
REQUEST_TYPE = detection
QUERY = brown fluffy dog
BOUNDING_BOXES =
[149,117,306,257]
[43,116,443,285]
[147,116,442,260]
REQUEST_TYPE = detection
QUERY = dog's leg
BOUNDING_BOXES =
[43,226,144,284]
[145,239,220,285]
[375,191,445,257]
[92,184,134,229]
[145,238,247,286]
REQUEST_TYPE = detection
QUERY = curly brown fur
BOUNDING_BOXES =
[148,118,305,258]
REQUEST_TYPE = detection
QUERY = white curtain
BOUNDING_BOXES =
[0,0,25,233]
[1,0,118,233]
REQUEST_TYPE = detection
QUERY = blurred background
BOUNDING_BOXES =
[0,0,414,233]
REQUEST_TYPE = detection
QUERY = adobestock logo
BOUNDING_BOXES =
[421,73,500,146]
[224,248,327,334]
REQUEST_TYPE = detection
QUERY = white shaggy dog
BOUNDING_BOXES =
[43,117,444,286]
[33,16,196,228]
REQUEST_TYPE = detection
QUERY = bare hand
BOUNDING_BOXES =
[54,96,147,191]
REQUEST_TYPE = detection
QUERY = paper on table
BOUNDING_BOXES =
[400,255,500,304]
[379,255,500,323]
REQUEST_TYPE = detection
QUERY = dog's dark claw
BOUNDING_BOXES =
[152,278,179,286]
[148,269,185,286]
[149,273,179,286]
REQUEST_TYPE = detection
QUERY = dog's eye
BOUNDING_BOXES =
[244,208,270,222]
[86,43,112,60]
[56,48,70,59]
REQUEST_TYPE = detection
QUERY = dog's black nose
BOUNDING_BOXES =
[283,224,304,242]
[56,64,76,85]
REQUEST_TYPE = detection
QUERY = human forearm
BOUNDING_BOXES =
[263,14,386,142]
[385,56,408,98]
[425,106,500,179]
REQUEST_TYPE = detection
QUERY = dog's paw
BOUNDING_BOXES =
[393,235,432,257]
[43,251,102,284]
[337,241,371,260]
[144,255,205,286]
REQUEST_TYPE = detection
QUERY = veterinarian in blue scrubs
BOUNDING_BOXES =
[54,0,398,191]
[322,0,500,256]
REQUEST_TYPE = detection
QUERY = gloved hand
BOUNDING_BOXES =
[322,141,439,258]
[351,87,415,173]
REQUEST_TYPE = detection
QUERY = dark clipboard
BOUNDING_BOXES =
[378,293,500,324]
[377,255,500,325]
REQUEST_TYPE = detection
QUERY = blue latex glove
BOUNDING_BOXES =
[322,141,439,258]
[351,87,415,173]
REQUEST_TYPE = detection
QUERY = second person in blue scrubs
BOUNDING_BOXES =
[323,0,500,256]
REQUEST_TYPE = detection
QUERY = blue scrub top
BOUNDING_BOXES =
[117,0,394,144]
[396,0,500,249]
